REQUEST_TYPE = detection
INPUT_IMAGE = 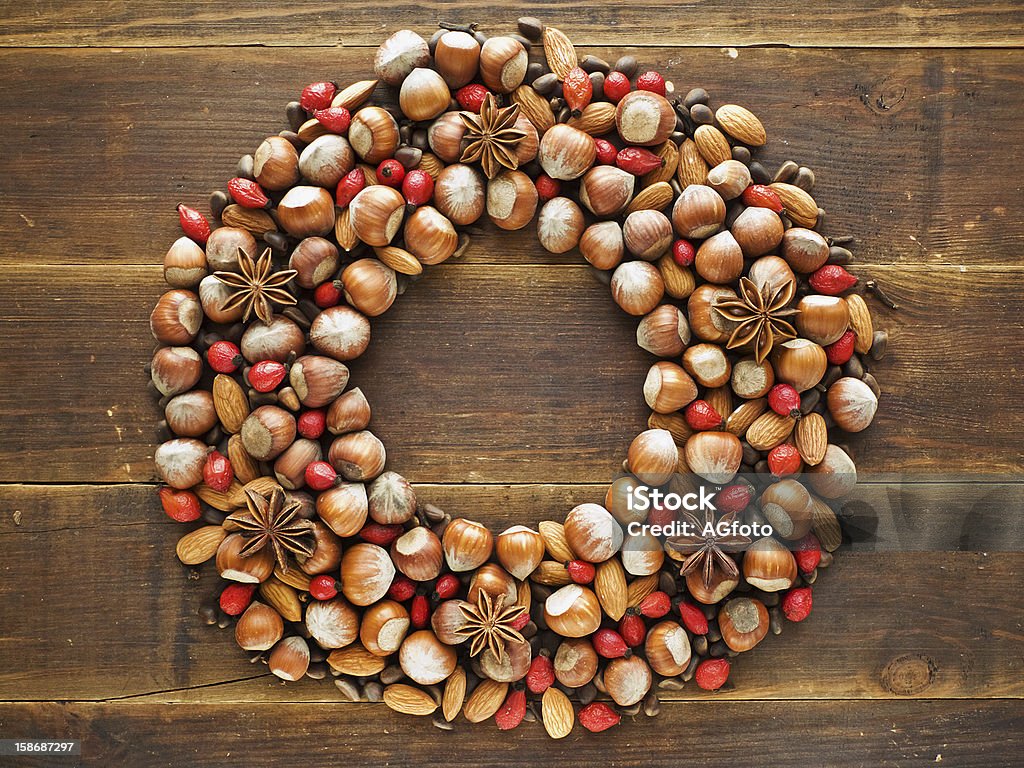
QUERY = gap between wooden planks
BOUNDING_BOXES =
[0,47,1021,267]
[0,1,1021,48]
[0,483,1021,703]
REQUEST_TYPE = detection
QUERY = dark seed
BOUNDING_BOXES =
[589,71,605,101]
[746,161,769,186]
[731,146,751,165]
[236,154,255,180]
[819,550,834,568]
[305,662,328,680]
[814,207,826,231]
[526,61,545,84]
[793,166,816,192]
[472,30,488,47]
[198,604,218,626]
[863,372,881,398]
[869,331,888,360]
[690,103,714,125]
[335,677,361,701]
[725,201,746,229]
[659,676,685,691]
[432,715,454,731]
[209,190,230,219]
[578,682,597,706]
[843,356,865,380]
[741,442,759,466]
[380,665,404,685]
[682,87,709,108]
[706,622,722,643]
[693,634,709,657]
[709,640,729,657]
[285,101,307,132]
[590,266,612,286]
[523,708,537,723]
[803,568,818,585]
[517,16,544,41]
[659,570,677,596]
[612,55,638,78]
[394,146,422,171]
[618,702,642,716]
[828,245,853,265]
[278,130,304,151]
[644,692,660,717]
[282,306,311,329]
[800,388,821,415]
[411,128,429,150]
[428,29,445,54]
[682,654,700,681]
[298,299,322,323]
[532,72,560,95]
[760,591,780,608]
[772,160,798,183]
[823,364,844,389]
[580,54,610,74]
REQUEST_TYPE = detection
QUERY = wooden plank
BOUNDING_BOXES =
[0,263,1021,484]
[1,47,1023,267]
[1,484,1021,703]
[0,3,1021,48]
[1,699,1021,767]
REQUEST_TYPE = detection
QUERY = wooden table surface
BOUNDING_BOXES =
[1,2,1022,765]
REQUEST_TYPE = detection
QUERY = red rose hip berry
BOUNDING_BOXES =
[783,586,813,622]
[401,169,434,206]
[672,238,696,267]
[826,330,856,365]
[535,174,561,201]
[247,360,287,392]
[593,138,617,166]
[176,203,211,245]
[603,71,631,103]
[567,559,596,584]
[203,450,233,492]
[526,654,555,693]
[433,573,460,600]
[304,460,338,491]
[314,280,343,308]
[579,702,621,733]
[695,658,731,690]
[335,168,366,208]
[638,591,672,619]
[313,106,351,134]
[619,613,647,647]
[219,583,257,616]
[768,383,802,417]
[297,409,326,439]
[388,575,416,602]
[809,264,858,295]
[685,400,723,431]
[158,487,201,522]
[636,70,666,96]
[227,177,270,209]
[592,628,629,659]
[678,601,709,635]
[309,574,339,600]
[376,159,405,187]
[455,83,490,113]
[207,340,243,373]
[768,443,802,477]
[741,184,784,213]
[495,689,526,731]
[300,81,336,112]
[616,147,664,175]
[794,533,822,573]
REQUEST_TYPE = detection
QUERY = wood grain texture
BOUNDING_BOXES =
[1,47,1023,267]
[2,700,1022,767]
[0,2,1021,48]
[0,263,1020,484]
[1,484,1021,703]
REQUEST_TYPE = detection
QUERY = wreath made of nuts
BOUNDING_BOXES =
[150,17,888,737]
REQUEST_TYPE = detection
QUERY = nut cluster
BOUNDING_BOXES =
[152,16,888,738]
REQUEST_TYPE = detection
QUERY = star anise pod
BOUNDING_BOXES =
[459,93,528,179]
[666,508,751,589]
[225,484,315,572]
[455,589,527,660]
[712,277,800,364]
[214,247,298,325]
